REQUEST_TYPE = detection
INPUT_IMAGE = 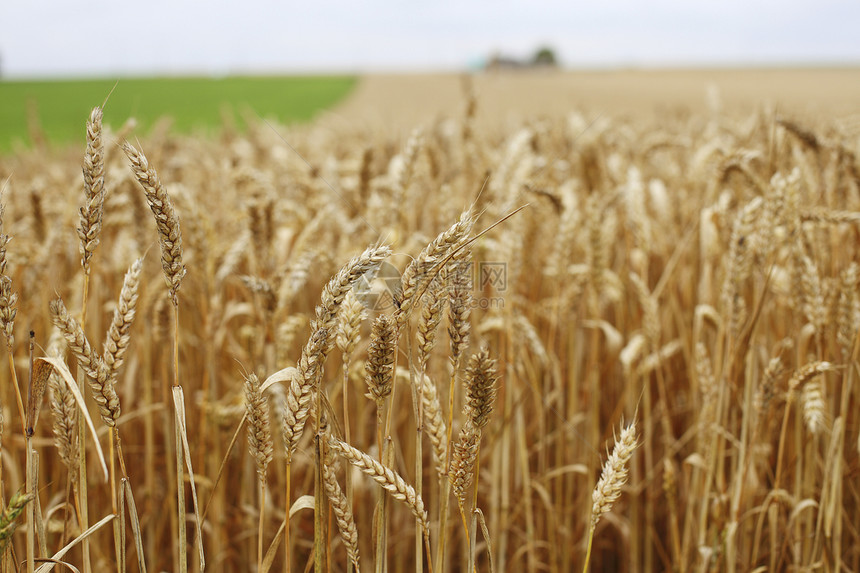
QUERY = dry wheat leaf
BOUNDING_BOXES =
[37,356,108,481]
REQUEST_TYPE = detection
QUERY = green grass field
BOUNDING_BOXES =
[0,75,356,153]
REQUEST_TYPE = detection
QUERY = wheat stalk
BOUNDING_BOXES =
[591,420,639,527]
[337,288,364,573]
[282,246,389,573]
[282,245,390,459]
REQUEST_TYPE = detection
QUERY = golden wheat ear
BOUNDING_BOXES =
[121,141,186,304]
[583,419,639,572]
[79,107,105,274]
[327,435,429,536]
[49,298,120,426]
[244,373,273,482]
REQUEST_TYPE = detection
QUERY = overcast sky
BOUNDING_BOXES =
[2,1,859,78]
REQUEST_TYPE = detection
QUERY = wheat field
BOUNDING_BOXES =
[0,71,858,572]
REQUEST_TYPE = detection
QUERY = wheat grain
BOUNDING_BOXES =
[316,245,391,355]
[0,195,17,348]
[463,348,498,430]
[787,361,836,393]
[837,263,859,358]
[0,488,34,554]
[282,327,327,461]
[798,254,826,333]
[447,258,472,368]
[328,436,429,534]
[801,379,826,435]
[322,438,361,571]
[240,275,277,314]
[722,197,762,339]
[419,373,448,478]
[337,289,365,358]
[416,274,446,370]
[49,298,120,426]
[395,211,474,328]
[591,419,638,527]
[365,314,395,406]
[449,421,480,512]
[755,354,785,415]
[79,107,105,273]
[102,257,143,382]
[629,272,660,346]
[49,372,79,483]
[244,373,273,481]
[122,141,186,304]
[282,245,390,459]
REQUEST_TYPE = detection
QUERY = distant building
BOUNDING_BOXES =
[483,47,559,72]
[485,54,530,71]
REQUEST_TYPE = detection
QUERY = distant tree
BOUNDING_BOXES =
[532,47,558,67]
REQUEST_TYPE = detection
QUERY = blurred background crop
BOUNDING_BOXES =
[2,0,859,151]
